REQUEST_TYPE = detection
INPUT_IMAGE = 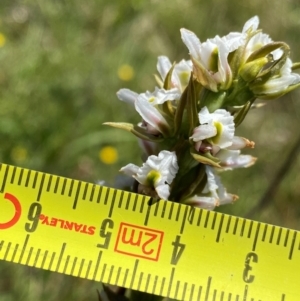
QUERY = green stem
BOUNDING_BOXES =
[200,89,226,112]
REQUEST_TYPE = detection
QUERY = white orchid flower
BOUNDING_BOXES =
[135,88,180,135]
[183,195,217,211]
[157,56,192,92]
[204,166,238,205]
[227,136,255,150]
[241,16,284,63]
[220,16,259,57]
[117,87,180,136]
[220,32,245,52]
[218,16,258,53]
[117,87,180,106]
[183,165,237,210]
[179,16,263,92]
[180,20,259,92]
[190,106,235,150]
[138,87,180,105]
[236,20,300,99]
[174,59,193,88]
[242,32,273,63]
[241,31,285,76]
[120,151,178,200]
[217,16,259,53]
[216,149,257,170]
[181,29,234,91]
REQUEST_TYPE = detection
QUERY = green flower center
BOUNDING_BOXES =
[253,42,264,52]
[208,121,223,144]
[146,170,161,186]
[208,47,219,73]
[179,71,190,86]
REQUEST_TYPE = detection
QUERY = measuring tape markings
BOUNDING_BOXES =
[0,171,297,301]
[0,164,188,296]
[0,163,294,298]
[0,163,300,300]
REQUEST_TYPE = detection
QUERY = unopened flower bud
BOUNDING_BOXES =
[249,58,300,99]
[239,57,269,82]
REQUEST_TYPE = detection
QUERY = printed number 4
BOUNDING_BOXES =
[171,235,185,265]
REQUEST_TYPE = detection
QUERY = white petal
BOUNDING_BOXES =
[228,136,255,150]
[157,56,172,80]
[213,36,231,86]
[153,87,181,104]
[144,151,178,185]
[261,74,300,94]
[272,47,284,61]
[232,154,256,168]
[180,28,201,60]
[139,87,180,105]
[216,183,238,205]
[221,32,245,52]
[218,191,237,205]
[205,166,219,199]
[116,88,138,105]
[245,32,272,58]
[209,109,235,148]
[156,151,179,184]
[204,166,238,205]
[198,106,212,124]
[174,59,193,74]
[242,16,259,33]
[199,38,219,70]
[173,59,192,90]
[135,97,170,135]
[183,196,217,210]
[191,124,217,141]
[193,107,235,148]
[120,164,140,177]
[135,164,152,185]
[217,149,239,163]
[213,169,238,204]
[155,184,170,200]
[213,125,235,148]
[217,149,257,169]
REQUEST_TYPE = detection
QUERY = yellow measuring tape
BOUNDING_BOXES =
[0,163,299,300]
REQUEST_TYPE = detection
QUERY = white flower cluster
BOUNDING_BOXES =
[106,16,300,210]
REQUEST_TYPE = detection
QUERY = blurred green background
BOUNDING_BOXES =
[0,0,300,300]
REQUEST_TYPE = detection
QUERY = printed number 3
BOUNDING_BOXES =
[243,252,258,283]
